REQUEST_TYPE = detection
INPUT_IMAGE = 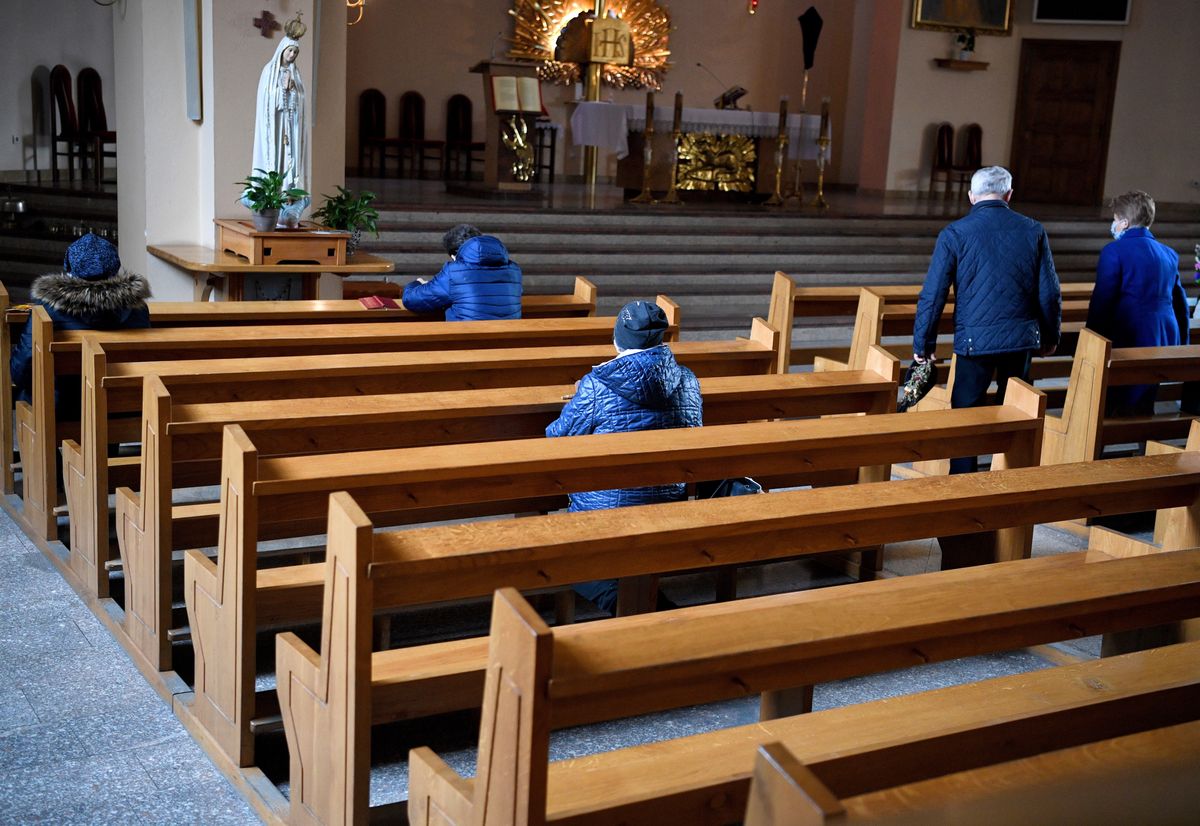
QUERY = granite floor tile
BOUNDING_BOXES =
[0,717,85,772]
[132,734,225,792]
[0,687,38,732]
[0,752,159,820]
[72,701,183,758]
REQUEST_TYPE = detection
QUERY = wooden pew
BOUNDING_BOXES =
[1042,329,1200,466]
[767,272,1099,371]
[743,713,1200,825]
[0,278,596,497]
[274,451,1200,826]
[13,296,677,543]
[394,535,1200,826]
[116,352,898,673]
[338,275,598,318]
[64,316,779,598]
[185,388,1045,768]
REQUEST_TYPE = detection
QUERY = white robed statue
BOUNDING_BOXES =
[243,13,309,225]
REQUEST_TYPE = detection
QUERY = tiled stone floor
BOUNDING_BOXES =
[1,492,1098,820]
[0,506,259,825]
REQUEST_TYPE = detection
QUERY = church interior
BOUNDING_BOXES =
[0,0,1198,823]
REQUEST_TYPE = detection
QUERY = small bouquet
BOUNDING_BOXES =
[1194,243,1199,282]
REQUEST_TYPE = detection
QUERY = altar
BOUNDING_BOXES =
[572,103,829,199]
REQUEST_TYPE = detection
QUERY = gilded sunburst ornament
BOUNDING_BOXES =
[508,0,672,90]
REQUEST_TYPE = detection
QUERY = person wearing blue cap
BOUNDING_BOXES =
[546,299,703,615]
[11,233,150,419]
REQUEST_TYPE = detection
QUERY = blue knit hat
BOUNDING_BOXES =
[64,233,121,280]
[614,300,669,350]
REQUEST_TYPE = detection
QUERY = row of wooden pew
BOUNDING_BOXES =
[3,276,1198,825]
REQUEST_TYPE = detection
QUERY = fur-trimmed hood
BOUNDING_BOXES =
[32,271,151,321]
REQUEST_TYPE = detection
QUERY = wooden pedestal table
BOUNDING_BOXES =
[147,245,394,301]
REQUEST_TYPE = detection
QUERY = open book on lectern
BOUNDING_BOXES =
[491,75,545,114]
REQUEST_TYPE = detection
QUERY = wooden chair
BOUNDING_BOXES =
[356,88,389,177]
[952,122,983,190]
[443,94,484,181]
[398,91,444,179]
[533,118,558,184]
[49,65,81,183]
[76,68,116,186]
[926,122,955,198]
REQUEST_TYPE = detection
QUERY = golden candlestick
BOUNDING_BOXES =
[631,91,656,203]
[812,134,830,210]
[582,0,606,209]
[660,91,683,204]
[765,96,789,206]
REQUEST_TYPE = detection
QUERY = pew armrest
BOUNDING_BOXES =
[408,746,474,826]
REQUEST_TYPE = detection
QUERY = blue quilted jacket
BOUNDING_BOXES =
[402,235,522,321]
[913,200,1061,357]
[546,345,703,512]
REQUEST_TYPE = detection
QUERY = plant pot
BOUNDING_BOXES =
[347,227,363,256]
[251,208,280,232]
[957,49,974,61]
[278,210,301,229]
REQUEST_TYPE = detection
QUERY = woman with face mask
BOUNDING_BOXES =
[1086,190,1190,414]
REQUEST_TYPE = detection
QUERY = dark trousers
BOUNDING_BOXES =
[949,350,1033,475]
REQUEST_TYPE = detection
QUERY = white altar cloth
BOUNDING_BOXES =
[570,101,631,159]
[626,106,830,162]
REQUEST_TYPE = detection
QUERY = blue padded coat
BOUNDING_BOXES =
[401,235,522,321]
[913,200,1062,358]
[546,345,703,512]
[1086,226,1190,412]
[11,271,150,420]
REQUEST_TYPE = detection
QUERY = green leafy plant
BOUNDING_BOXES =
[311,186,380,237]
[955,29,976,53]
[235,168,308,212]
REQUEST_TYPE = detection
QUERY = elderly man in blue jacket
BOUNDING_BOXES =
[402,224,522,320]
[912,166,1061,474]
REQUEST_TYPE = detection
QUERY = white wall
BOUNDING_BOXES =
[0,0,116,171]
[345,0,857,182]
[885,0,1200,202]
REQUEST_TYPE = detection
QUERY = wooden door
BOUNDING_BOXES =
[1010,39,1121,205]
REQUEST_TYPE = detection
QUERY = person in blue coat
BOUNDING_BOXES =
[546,300,703,614]
[1086,190,1190,414]
[11,233,150,421]
[912,166,1061,474]
[401,224,522,320]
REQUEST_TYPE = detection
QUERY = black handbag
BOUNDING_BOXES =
[696,476,763,499]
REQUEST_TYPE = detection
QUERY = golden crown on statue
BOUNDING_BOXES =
[284,11,307,40]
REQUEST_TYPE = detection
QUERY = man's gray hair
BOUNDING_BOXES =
[970,166,1013,197]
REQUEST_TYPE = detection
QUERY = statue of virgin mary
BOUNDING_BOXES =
[244,13,309,225]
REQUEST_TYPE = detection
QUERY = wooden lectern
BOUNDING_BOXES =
[470,60,543,191]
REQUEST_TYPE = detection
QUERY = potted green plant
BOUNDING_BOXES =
[311,186,379,254]
[236,168,309,231]
[954,29,976,61]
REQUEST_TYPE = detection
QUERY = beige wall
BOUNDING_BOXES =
[114,0,345,300]
[885,0,1200,202]
[0,0,116,172]
[345,0,857,182]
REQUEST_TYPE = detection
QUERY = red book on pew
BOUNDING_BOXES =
[359,296,401,310]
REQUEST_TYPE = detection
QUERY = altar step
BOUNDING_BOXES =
[357,206,1198,341]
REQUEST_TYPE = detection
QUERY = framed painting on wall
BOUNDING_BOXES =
[912,0,1013,34]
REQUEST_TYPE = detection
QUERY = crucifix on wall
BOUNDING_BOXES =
[254,10,281,38]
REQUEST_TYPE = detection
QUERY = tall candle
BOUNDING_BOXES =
[644,91,655,129]
[673,91,683,133]
[819,96,830,139]
[777,95,789,138]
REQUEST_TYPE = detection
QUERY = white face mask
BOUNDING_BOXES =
[1110,219,1126,240]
